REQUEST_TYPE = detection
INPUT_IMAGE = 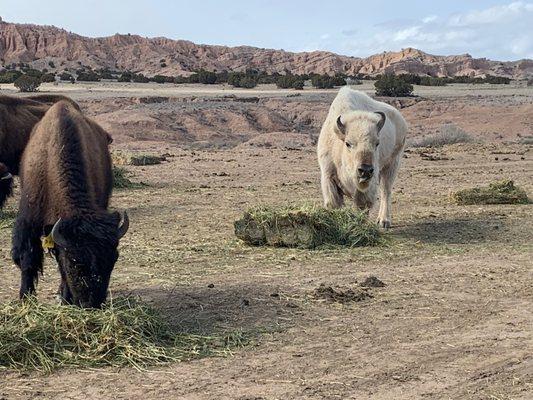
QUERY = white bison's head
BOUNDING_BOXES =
[334,111,386,192]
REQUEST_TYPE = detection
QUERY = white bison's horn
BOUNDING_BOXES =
[336,115,346,135]
[375,111,386,132]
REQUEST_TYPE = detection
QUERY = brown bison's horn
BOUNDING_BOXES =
[51,219,68,248]
[0,172,12,181]
[118,212,129,239]
[375,111,386,132]
[336,115,346,135]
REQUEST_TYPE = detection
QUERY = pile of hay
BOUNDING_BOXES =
[112,166,141,189]
[0,210,16,230]
[0,297,247,372]
[452,180,529,205]
[112,152,165,166]
[234,204,380,249]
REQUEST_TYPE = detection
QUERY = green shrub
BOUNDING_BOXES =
[118,71,132,82]
[195,69,218,84]
[40,73,56,83]
[374,74,413,97]
[419,76,447,86]
[276,74,305,89]
[174,76,189,84]
[150,75,174,84]
[238,76,258,88]
[77,71,100,82]
[227,72,258,88]
[310,74,346,89]
[397,74,421,85]
[0,70,22,83]
[22,68,43,79]
[59,72,75,82]
[132,73,149,83]
[14,75,41,92]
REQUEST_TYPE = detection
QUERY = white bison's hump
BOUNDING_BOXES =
[333,87,394,113]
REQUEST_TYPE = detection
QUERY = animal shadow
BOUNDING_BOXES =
[118,282,297,335]
[393,214,508,245]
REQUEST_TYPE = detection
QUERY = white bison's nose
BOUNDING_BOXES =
[357,164,374,182]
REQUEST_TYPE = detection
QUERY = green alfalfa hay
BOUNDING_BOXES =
[235,203,381,248]
[0,296,249,372]
[452,180,529,205]
[112,166,142,189]
[112,151,165,166]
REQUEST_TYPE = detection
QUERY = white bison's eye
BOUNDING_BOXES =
[376,141,380,147]
[345,142,353,149]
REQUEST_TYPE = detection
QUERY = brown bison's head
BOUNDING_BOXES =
[48,212,129,308]
[334,111,386,192]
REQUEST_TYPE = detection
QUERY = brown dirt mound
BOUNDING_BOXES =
[312,284,373,304]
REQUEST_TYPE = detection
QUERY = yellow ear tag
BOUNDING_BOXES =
[41,234,55,252]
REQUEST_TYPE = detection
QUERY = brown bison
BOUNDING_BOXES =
[12,101,128,308]
[0,94,81,208]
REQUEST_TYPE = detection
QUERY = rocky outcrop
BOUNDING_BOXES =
[0,19,531,79]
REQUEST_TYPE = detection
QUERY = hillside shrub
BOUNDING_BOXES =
[374,74,413,97]
[14,75,41,92]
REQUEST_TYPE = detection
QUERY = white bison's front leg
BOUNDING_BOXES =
[321,171,344,209]
[378,158,400,229]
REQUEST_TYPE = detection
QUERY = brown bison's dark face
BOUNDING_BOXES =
[49,212,129,308]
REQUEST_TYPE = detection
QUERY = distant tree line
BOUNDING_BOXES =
[0,63,513,93]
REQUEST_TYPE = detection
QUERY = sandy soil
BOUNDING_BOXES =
[0,83,532,399]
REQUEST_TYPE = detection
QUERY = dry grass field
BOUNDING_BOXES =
[0,82,532,399]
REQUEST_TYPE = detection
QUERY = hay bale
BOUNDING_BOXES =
[0,297,249,372]
[234,204,380,249]
[112,152,165,166]
[452,180,529,205]
[113,166,142,189]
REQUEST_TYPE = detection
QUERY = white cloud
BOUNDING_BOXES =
[340,1,533,60]
[449,1,533,26]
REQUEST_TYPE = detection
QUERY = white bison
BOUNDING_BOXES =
[317,87,407,228]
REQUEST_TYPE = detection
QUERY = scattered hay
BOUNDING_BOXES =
[113,166,142,189]
[0,210,16,230]
[313,284,372,304]
[452,180,529,205]
[234,204,380,249]
[112,152,165,166]
[518,135,533,145]
[0,297,249,372]
[410,124,474,148]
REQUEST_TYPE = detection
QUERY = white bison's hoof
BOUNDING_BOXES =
[378,219,391,229]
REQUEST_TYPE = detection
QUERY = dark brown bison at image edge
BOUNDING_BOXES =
[0,94,81,208]
[12,101,129,308]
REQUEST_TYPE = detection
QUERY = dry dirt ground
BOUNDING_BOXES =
[0,82,532,399]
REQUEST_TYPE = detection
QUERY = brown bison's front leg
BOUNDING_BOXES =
[12,218,44,298]
[57,265,73,304]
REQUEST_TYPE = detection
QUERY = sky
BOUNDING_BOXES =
[1,0,532,61]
